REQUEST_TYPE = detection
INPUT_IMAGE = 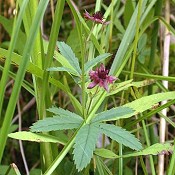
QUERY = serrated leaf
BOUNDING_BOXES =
[57,41,81,75]
[107,92,175,121]
[99,123,142,151]
[84,53,111,72]
[47,107,82,120]
[8,131,67,144]
[73,123,100,171]
[47,67,79,76]
[108,79,155,96]
[122,143,173,158]
[95,148,118,159]
[30,108,83,132]
[94,143,173,159]
[92,106,134,123]
[124,92,175,115]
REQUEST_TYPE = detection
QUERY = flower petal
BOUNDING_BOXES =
[87,81,97,89]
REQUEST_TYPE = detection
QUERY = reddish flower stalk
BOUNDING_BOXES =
[87,64,117,92]
[83,10,110,25]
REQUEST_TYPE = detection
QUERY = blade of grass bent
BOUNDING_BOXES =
[0,0,49,162]
[0,0,29,119]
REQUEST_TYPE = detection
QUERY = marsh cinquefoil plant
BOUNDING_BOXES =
[30,41,143,171]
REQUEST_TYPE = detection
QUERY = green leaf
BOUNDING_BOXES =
[122,143,173,158]
[94,143,173,159]
[0,15,26,54]
[47,107,82,119]
[57,41,81,75]
[84,53,111,72]
[124,0,134,27]
[108,79,155,96]
[99,123,142,151]
[31,107,83,132]
[30,113,83,132]
[138,33,147,52]
[95,148,118,159]
[92,106,134,123]
[124,92,175,115]
[73,123,100,171]
[107,92,175,121]
[47,67,79,76]
[8,131,67,145]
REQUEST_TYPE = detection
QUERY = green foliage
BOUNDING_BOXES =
[30,112,83,132]
[73,123,100,171]
[92,107,134,122]
[84,53,112,72]
[137,34,150,64]
[1,0,175,174]
[124,91,175,112]
[124,0,134,27]
[122,143,173,158]
[95,143,173,158]
[57,41,82,75]
[95,148,118,159]
[99,123,142,151]
[47,106,83,120]
[0,15,26,53]
[0,164,21,175]
[8,131,67,145]
[47,67,78,76]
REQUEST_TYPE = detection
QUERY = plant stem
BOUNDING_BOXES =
[159,0,170,174]
[119,144,123,175]
[142,120,156,175]
[130,0,142,79]
[167,139,175,175]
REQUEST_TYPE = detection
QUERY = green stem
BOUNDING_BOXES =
[44,136,76,175]
[119,144,123,175]
[130,0,142,79]
[122,70,175,82]
[43,122,84,175]
[142,120,156,175]
[148,0,163,71]
[140,156,148,175]
[167,139,175,175]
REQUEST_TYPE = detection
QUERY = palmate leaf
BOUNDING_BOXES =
[73,123,100,171]
[92,106,134,123]
[99,123,142,151]
[84,53,112,72]
[30,108,83,132]
[57,41,82,75]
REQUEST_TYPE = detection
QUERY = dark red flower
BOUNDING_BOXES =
[87,64,117,92]
[83,10,110,25]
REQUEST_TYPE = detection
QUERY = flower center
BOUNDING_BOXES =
[98,70,107,79]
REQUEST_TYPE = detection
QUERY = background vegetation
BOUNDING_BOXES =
[0,0,175,174]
